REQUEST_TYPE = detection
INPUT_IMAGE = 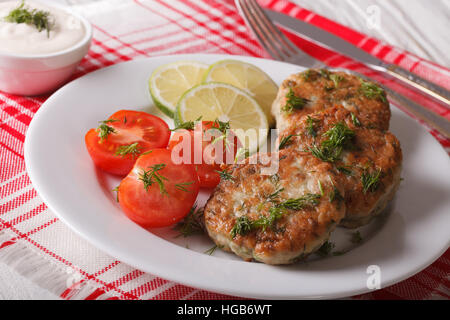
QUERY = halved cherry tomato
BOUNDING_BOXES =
[168,120,242,188]
[117,148,199,228]
[85,110,170,175]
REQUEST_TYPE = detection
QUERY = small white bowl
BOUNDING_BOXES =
[0,8,92,96]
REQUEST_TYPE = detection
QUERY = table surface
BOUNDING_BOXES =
[0,0,448,300]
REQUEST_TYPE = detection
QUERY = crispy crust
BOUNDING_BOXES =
[279,106,403,228]
[204,150,346,264]
[272,69,390,133]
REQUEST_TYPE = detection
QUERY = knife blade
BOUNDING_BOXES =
[265,9,450,106]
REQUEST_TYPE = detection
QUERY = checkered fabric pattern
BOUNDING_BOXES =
[0,0,448,300]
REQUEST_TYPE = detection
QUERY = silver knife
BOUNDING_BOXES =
[265,9,450,107]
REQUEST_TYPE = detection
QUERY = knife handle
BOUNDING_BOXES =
[384,86,450,139]
[379,62,450,107]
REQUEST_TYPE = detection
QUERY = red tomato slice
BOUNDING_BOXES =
[85,110,170,175]
[167,121,241,188]
[117,149,199,228]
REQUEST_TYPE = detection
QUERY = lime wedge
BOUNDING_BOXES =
[203,60,278,126]
[176,82,268,154]
[149,61,208,118]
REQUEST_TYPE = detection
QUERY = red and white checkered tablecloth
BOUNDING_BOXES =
[0,0,449,300]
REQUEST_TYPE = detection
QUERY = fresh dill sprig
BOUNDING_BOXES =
[267,186,285,203]
[351,231,363,244]
[337,166,353,176]
[308,122,355,162]
[308,144,341,163]
[230,193,321,238]
[329,186,344,203]
[230,216,253,238]
[319,69,330,79]
[171,116,202,131]
[139,164,168,195]
[360,80,387,103]
[330,74,344,88]
[282,88,309,113]
[97,119,117,142]
[210,119,233,152]
[351,112,361,127]
[174,181,195,192]
[4,1,54,37]
[278,134,297,150]
[316,241,335,257]
[317,180,324,196]
[278,193,321,210]
[204,244,223,255]
[306,115,319,137]
[216,169,234,181]
[322,122,355,149]
[361,168,382,194]
[173,204,204,237]
[115,142,141,158]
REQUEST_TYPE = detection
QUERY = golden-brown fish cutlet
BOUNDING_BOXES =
[279,106,402,228]
[272,69,391,133]
[203,150,346,265]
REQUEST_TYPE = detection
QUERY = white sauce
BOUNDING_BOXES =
[0,1,85,55]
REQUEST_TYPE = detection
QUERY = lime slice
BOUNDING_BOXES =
[203,60,278,126]
[176,82,268,154]
[149,61,208,118]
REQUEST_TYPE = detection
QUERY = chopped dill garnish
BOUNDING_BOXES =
[139,164,168,195]
[171,116,202,131]
[329,186,344,203]
[278,193,321,210]
[302,69,313,81]
[306,115,319,137]
[173,205,204,237]
[308,122,355,162]
[230,193,321,238]
[210,118,233,152]
[234,147,249,163]
[282,88,309,113]
[174,181,195,192]
[319,69,330,79]
[204,244,222,255]
[351,231,362,244]
[330,74,344,88]
[216,169,234,181]
[360,80,387,103]
[4,1,54,37]
[97,119,117,142]
[351,112,361,127]
[230,216,253,238]
[317,241,335,257]
[317,180,324,196]
[337,166,353,176]
[267,186,284,203]
[212,118,230,133]
[278,134,298,150]
[112,186,119,202]
[141,150,153,156]
[115,142,141,158]
[361,168,382,194]
[322,121,355,149]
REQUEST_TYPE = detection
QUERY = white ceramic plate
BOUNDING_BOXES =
[24,54,450,299]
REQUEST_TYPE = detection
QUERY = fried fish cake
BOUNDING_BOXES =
[279,106,402,228]
[203,150,346,265]
[272,69,390,132]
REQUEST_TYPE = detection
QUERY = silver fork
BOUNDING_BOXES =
[236,0,324,68]
[235,0,450,138]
